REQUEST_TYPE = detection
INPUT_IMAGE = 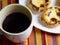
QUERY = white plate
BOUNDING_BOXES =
[19,0,60,34]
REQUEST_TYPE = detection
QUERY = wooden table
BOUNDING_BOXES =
[0,0,60,45]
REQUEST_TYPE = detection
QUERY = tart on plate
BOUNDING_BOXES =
[28,0,50,12]
[41,6,60,27]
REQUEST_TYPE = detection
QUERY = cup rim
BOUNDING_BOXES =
[0,4,33,35]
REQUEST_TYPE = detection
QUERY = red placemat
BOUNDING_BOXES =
[0,0,60,45]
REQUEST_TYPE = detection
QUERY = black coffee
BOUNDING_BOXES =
[2,12,30,33]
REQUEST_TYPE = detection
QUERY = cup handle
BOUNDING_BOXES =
[0,29,3,35]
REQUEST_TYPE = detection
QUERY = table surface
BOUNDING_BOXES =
[0,0,60,45]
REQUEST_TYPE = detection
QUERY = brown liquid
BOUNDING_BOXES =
[2,12,30,33]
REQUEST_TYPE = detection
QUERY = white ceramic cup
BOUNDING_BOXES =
[0,4,33,43]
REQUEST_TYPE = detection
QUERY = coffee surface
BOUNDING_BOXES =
[2,12,30,33]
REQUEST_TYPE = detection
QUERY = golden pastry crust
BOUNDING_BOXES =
[28,0,50,12]
[41,6,60,27]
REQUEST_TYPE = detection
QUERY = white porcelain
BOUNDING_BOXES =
[19,0,60,34]
[0,4,33,43]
